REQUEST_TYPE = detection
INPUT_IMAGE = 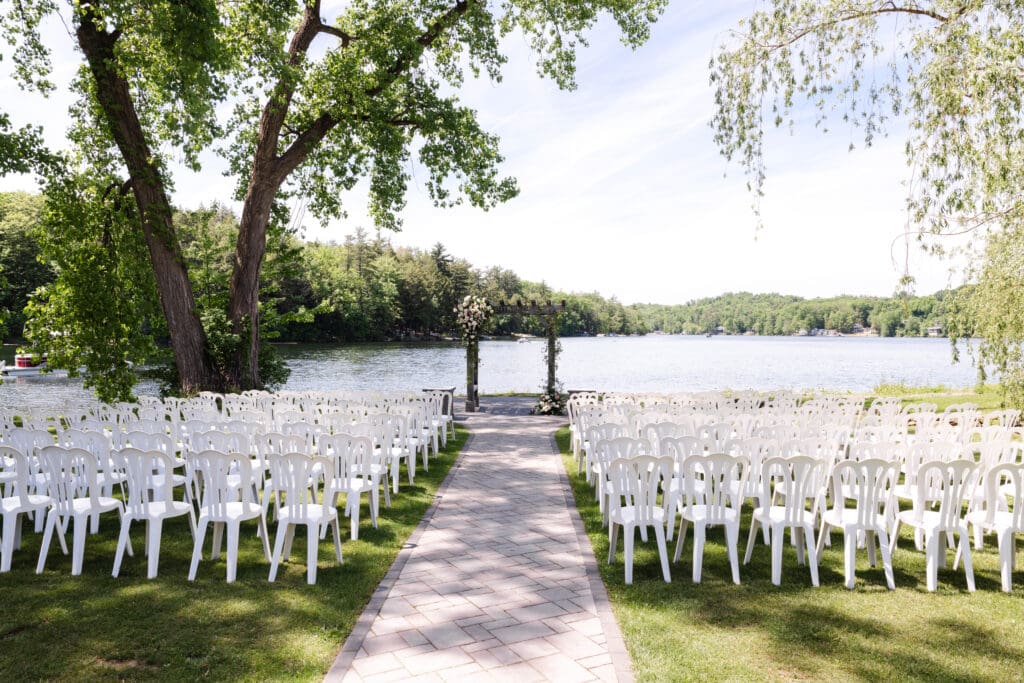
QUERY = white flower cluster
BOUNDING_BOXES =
[454,295,492,343]
[532,389,566,415]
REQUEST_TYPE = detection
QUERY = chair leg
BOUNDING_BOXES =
[147,518,163,579]
[71,514,88,576]
[866,530,877,568]
[1,513,17,573]
[268,522,289,582]
[653,524,671,583]
[257,514,271,562]
[112,516,132,577]
[816,520,829,556]
[332,518,343,563]
[211,522,224,560]
[998,529,1014,592]
[877,528,896,590]
[771,524,784,586]
[607,522,618,564]
[843,530,857,590]
[743,517,759,565]
[350,495,360,541]
[726,522,741,585]
[306,522,319,585]
[959,530,976,592]
[692,524,706,583]
[925,531,939,592]
[188,519,209,581]
[624,525,635,585]
[36,510,57,574]
[225,522,241,583]
[673,517,689,563]
[804,523,820,587]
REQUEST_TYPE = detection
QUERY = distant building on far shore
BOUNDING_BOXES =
[927,324,944,337]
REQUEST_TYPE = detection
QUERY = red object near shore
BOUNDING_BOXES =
[14,353,45,369]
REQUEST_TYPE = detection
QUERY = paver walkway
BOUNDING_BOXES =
[326,410,632,682]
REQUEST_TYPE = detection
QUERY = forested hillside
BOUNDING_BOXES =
[0,193,955,343]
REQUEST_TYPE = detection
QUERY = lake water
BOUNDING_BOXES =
[0,336,980,410]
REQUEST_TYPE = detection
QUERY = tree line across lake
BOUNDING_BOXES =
[1,192,958,347]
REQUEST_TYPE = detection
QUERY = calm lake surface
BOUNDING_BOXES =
[1,336,979,410]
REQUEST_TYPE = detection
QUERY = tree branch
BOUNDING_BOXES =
[272,1,473,178]
[317,23,354,47]
[750,2,968,51]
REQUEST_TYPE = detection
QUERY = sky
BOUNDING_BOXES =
[0,0,965,305]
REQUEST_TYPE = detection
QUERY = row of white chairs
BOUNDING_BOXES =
[593,437,1024,592]
[0,433,406,583]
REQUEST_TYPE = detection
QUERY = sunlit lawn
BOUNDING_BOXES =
[0,426,467,681]
[556,427,1024,682]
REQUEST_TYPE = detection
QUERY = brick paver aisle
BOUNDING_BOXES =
[326,411,632,683]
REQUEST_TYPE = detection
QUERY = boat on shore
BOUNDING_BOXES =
[0,354,68,377]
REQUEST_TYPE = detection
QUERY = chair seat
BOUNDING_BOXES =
[682,505,739,524]
[278,504,337,524]
[198,500,264,523]
[965,509,1022,534]
[329,476,374,495]
[822,508,886,531]
[752,505,815,526]
[608,505,667,527]
[66,496,121,516]
[1,494,51,513]
[124,500,193,520]
[896,509,967,533]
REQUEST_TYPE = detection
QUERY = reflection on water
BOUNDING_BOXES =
[1,336,978,409]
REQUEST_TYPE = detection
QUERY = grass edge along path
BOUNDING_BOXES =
[555,427,1024,683]
[0,425,468,682]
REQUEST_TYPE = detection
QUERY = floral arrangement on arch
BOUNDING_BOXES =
[532,387,566,416]
[454,295,492,343]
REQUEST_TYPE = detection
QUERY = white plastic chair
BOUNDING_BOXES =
[958,462,1024,592]
[267,452,342,585]
[606,455,673,584]
[891,459,977,592]
[674,452,748,584]
[112,448,197,579]
[743,455,826,586]
[321,434,381,540]
[36,446,126,576]
[0,446,55,572]
[188,450,271,583]
[593,437,650,524]
[817,458,899,590]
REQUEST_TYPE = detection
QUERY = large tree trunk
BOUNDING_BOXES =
[77,15,220,395]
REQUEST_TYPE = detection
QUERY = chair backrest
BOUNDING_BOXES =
[606,455,672,527]
[3,427,54,456]
[981,463,1024,531]
[0,446,36,506]
[267,452,333,518]
[760,455,826,526]
[594,437,651,471]
[586,423,628,449]
[123,431,177,459]
[681,452,748,524]
[698,422,734,451]
[912,459,977,529]
[190,450,257,516]
[192,430,249,455]
[119,448,180,514]
[38,446,103,513]
[829,458,899,529]
[319,434,375,480]
[847,441,902,462]
[640,422,682,453]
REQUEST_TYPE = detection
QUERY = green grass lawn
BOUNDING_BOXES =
[0,426,467,681]
[556,427,1024,682]
[867,383,1011,412]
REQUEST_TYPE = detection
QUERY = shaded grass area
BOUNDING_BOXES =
[0,426,467,681]
[556,427,1024,682]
